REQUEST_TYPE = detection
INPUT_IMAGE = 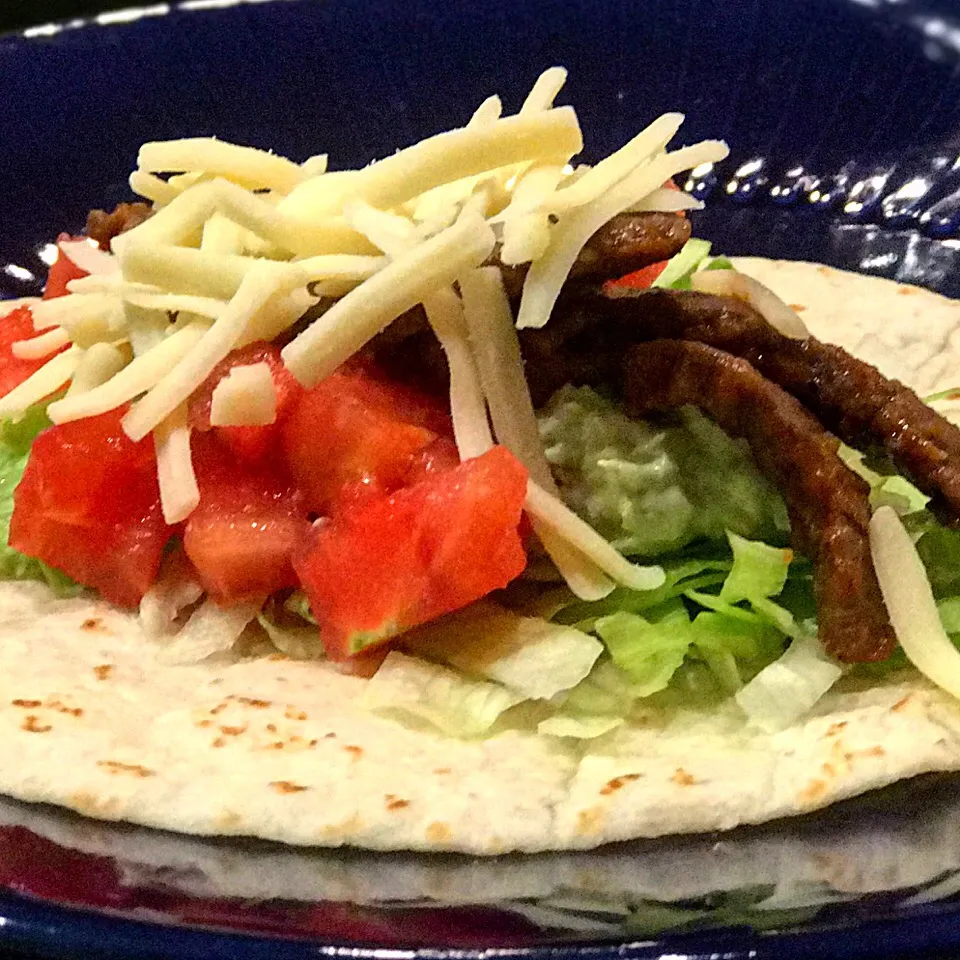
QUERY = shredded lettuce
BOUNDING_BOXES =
[401,600,602,700]
[363,651,523,738]
[0,405,81,596]
[734,634,843,732]
[650,238,713,290]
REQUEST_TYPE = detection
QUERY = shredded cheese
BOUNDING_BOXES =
[516,140,729,329]
[0,347,82,421]
[138,137,305,193]
[47,321,209,424]
[209,362,276,426]
[423,287,493,460]
[546,113,685,214]
[459,267,618,600]
[342,200,419,256]
[65,343,130,398]
[279,107,583,219]
[467,95,503,128]
[120,244,300,301]
[281,213,495,387]
[201,212,249,255]
[122,264,304,440]
[11,327,70,360]
[301,154,329,177]
[519,67,568,114]
[524,480,665,592]
[129,170,179,207]
[154,403,200,524]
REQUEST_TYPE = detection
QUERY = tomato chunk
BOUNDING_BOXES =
[183,436,308,602]
[294,446,529,659]
[281,367,448,515]
[608,260,669,290]
[189,341,302,464]
[43,236,89,300]
[0,307,68,400]
[9,409,170,607]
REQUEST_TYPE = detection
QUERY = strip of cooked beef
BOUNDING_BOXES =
[625,339,896,663]
[85,202,153,250]
[530,285,960,523]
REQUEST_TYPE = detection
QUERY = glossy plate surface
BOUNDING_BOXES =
[3,0,960,957]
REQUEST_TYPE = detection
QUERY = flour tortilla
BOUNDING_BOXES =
[3,259,960,854]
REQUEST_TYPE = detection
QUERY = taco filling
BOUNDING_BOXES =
[2,68,960,851]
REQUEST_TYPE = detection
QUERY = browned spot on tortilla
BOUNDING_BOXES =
[817,266,832,276]
[11,699,41,708]
[891,695,913,713]
[344,745,363,760]
[434,767,451,775]
[267,653,288,662]
[21,716,51,733]
[426,821,452,843]
[81,617,104,632]
[826,721,848,736]
[285,707,308,721]
[575,806,605,836]
[324,732,337,739]
[788,303,807,312]
[47,699,82,717]
[97,760,155,778]
[897,286,919,296]
[270,780,308,794]
[600,773,642,795]
[219,724,247,736]
[800,778,828,803]
[234,696,271,708]
[212,737,227,748]
[268,741,285,750]
[385,794,410,811]
[671,768,696,787]
[308,739,318,747]
[265,723,277,733]
[93,664,113,681]
[69,791,121,817]
[320,814,363,838]
[210,703,228,716]
[821,762,837,778]
[846,745,886,762]
[197,719,212,728]
[216,811,243,829]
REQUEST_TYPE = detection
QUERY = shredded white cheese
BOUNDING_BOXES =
[47,321,209,424]
[0,347,82,421]
[281,212,495,387]
[154,403,200,524]
[65,342,130,398]
[122,264,304,441]
[11,327,70,360]
[138,137,306,193]
[209,361,276,426]
[519,66,568,114]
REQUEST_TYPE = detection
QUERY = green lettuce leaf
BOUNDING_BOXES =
[0,405,80,596]
[650,238,714,290]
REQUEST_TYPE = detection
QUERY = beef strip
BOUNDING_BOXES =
[625,339,896,663]
[530,286,960,523]
[85,202,153,250]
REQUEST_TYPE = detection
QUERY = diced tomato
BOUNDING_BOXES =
[189,341,303,464]
[182,435,308,603]
[9,408,171,607]
[403,436,461,486]
[294,446,529,659]
[281,367,447,515]
[43,235,89,300]
[608,260,669,290]
[0,306,67,399]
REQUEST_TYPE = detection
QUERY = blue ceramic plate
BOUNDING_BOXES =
[4,0,960,957]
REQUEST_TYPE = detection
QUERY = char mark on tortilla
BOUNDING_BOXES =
[624,339,897,664]
[535,286,960,524]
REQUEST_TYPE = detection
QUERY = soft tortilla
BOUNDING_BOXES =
[2,259,960,854]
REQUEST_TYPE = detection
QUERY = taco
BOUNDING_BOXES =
[2,69,960,854]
